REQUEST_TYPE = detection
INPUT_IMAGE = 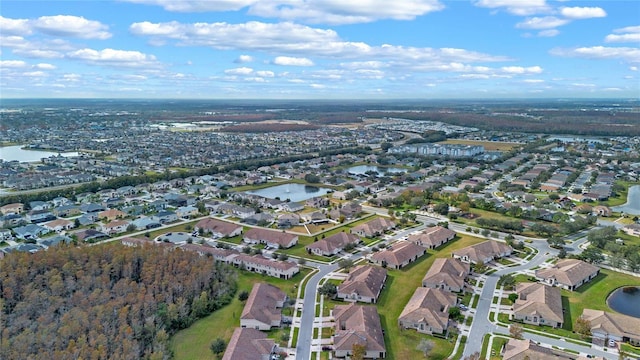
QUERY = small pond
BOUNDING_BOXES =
[607,286,640,318]
[612,185,640,216]
[245,183,332,202]
[347,165,406,177]
[0,145,79,163]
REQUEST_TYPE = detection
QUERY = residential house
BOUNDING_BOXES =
[98,209,126,221]
[26,209,56,223]
[176,205,199,219]
[222,327,277,360]
[74,229,109,242]
[370,241,426,269]
[230,254,300,279]
[336,265,387,304]
[243,213,275,226]
[422,258,470,292]
[580,309,640,347]
[340,202,363,219]
[592,205,612,217]
[195,218,242,238]
[0,203,23,215]
[351,217,396,238]
[29,201,51,211]
[13,224,49,240]
[535,259,600,291]
[622,224,640,237]
[42,218,75,233]
[451,240,513,264]
[398,287,457,335]
[243,228,298,249]
[332,304,386,359]
[131,216,161,230]
[79,203,105,214]
[102,220,130,235]
[277,213,300,228]
[152,210,178,224]
[52,204,81,217]
[306,232,361,257]
[409,226,456,249]
[240,283,286,330]
[502,339,568,360]
[513,283,563,328]
[280,201,305,212]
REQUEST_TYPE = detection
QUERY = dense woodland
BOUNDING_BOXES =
[0,243,237,360]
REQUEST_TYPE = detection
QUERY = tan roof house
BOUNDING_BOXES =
[230,254,300,279]
[240,283,286,331]
[0,203,23,215]
[351,217,395,238]
[398,287,457,335]
[451,240,512,264]
[409,225,456,249]
[422,258,470,292]
[222,327,277,360]
[370,241,426,269]
[332,303,386,359]
[102,219,130,235]
[513,283,563,328]
[503,339,569,360]
[243,228,298,249]
[535,259,600,291]
[97,209,126,221]
[195,217,243,238]
[337,265,387,304]
[580,309,640,347]
[306,232,361,257]
[43,218,75,233]
[622,223,640,237]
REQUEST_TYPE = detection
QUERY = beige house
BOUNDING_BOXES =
[195,217,242,238]
[243,228,298,249]
[513,283,563,328]
[351,217,395,238]
[451,240,513,264]
[0,203,23,215]
[222,327,277,360]
[370,241,426,269]
[422,258,470,292]
[622,224,640,237]
[398,287,457,335]
[503,339,570,360]
[240,283,286,331]
[409,226,456,249]
[535,259,600,291]
[43,218,75,233]
[230,254,300,279]
[580,309,640,347]
[332,303,386,359]
[337,265,387,304]
[306,232,361,257]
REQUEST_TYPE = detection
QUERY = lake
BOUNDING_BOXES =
[607,286,640,318]
[0,145,79,163]
[612,185,640,216]
[245,183,332,202]
[347,165,406,177]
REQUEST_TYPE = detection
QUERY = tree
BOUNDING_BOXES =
[473,260,487,273]
[416,339,435,358]
[380,142,393,152]
[339,259,354,270]
[558,247,567,259]
[574,317,592,339]
[304,174,320,183]
[210,338,226,357]
[318,283,337,298]
[351,343,366,360]
[580,246,604,264]
[510,323,523,339]
[238,290,249,302]
[434,203,449,216]
[508,293,519,303]
[448,307,462,321]
[498,274,516,290]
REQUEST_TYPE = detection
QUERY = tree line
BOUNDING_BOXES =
[0,243,238,359]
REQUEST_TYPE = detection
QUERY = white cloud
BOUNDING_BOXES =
[123,0,257,12]
[605,25,640,43]
[273,56,314,66]
[23,71,47,77]
[67,48,160,67]
[0,16,32,35]
[32,15,111,39]
[473,0,550,16]
[523,79,544,83]
[630,66,638,71]
[516,16,569,30]
[501,66,543,74]
[63,73,81,81]
[340,61,386,69]
[35,63,56,70]
[224,66,254,75]
[550,46,640,63]
[234,54,254,63]
[537,29,559,37]
[560,7,606,20]
[0,60,27,68]
[130,20,510,65]
[255,70,274,77]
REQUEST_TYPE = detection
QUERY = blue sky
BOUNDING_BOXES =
[1,0,638,99]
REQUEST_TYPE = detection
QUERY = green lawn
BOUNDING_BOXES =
[376,234,486,360]
[170,268,309,360]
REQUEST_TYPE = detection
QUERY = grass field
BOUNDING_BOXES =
[170,268,310,360]
[439,139,521,152]
[376,233,486,360]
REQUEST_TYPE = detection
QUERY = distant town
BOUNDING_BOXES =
[1,99,639,360]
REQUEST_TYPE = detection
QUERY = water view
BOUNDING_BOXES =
[347,165,406,177]
[245,183,332,202]
[612,185,640,216]
[0,145,79,163]
[607,286,640,318]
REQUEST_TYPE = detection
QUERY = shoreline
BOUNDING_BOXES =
[612,185,640,215]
